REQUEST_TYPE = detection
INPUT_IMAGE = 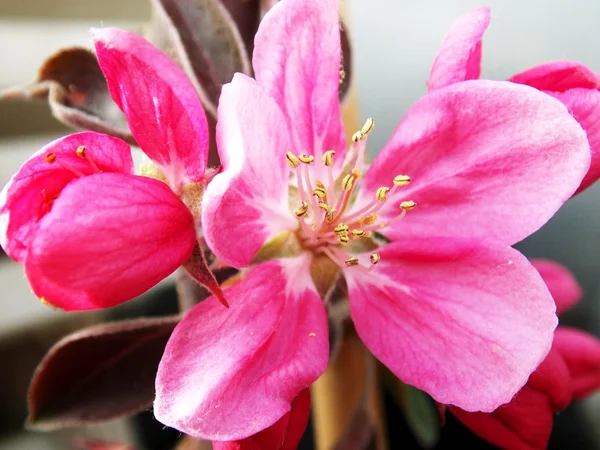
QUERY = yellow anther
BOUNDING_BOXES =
[339,234,349,245]
[295,201,309,217]
[352,229,365,238]
[342,174,356,191]
[352,168,362,178]
[361,213,378,225]
[393,175,411,187]
[376,187,390,201]
[318,202,331,212]
[370,253,380,265]
[313,187,327,199]
[345,257,360,267]
[351,131,364,142]
[76,145,87,158]
[315,180,325,189]
[44,152,56,163]
[334,224,349,234]
[322,150,335,167]
[286,152,300,168]
[326,209,337,222]
[299,154,315,164]
[400,200,417,211]
[364,231,373,238]
[361,117,375,135]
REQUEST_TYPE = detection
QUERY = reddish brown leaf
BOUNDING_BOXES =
[150,0,251,117]
[1,48,133,143]
[220,0,261,57]
[73,440,137,450]
[27,316,180,430]
[339,23,353,103]
[183,243,228,308]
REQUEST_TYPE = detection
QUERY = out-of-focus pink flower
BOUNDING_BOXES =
[428,7,600,194]
[0,29,220,311]
[212,389,311,450]
[450,259,600,449]
[154,0,591,442]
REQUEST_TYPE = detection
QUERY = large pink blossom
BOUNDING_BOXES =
[154,0,590,441]
[450,259,600,450]
[0,29,218,310]
[429,6,600,194]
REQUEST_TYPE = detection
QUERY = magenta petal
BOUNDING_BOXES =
[530,259,582,315]
[428,7,490,91]
[154,256,328,440]
[93,28,209,187]
[24,173,196,311]
[554,327,600,400]
[357,80,590,246]
[0,132,133,262]
[346,238,557,412]
[553,88,600,193]
[253,0,346,169]
[509,61,600,92]
[202,73,296,269]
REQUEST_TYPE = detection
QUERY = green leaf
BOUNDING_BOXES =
[384,370,441,448]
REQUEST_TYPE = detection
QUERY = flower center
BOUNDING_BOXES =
[39,146,102,218]
[286,118,416,272]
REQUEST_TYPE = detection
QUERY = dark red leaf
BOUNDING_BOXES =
[1,48,133,143]
[27,316,180,430]
[183,243,228,308]
[150,0,251,117]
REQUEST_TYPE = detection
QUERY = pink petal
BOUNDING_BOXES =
[202,73,297,269]
[253,0,346,174]
[554,327,600,400]
[154,256,328,441]
[509,61,600,92]
[0,132,133,262]
[93,28,209,188]
[24,173,196,311]
[346,237,557,412]
[450,386,554,450]
[213,388,311,450]
[428,7,490,91]
[553,88,600,194]
[530,259,582,315]
[356,80,590,246]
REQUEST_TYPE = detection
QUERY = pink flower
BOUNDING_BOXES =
[154,0,590,441]
[0,29,218,311]
[429,6,600,194]
[450,260,600,450]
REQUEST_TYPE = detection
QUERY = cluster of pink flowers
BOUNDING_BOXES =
[2,1,600,449]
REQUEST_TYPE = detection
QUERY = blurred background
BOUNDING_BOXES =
[1,0,599,449]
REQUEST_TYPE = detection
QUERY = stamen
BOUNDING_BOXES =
[77,145,101,173]
[313,187,327,199]
[326,208,337,222]
[400,200,417,211]
[318,202,331,212]
[334,224,349,234]
[351,118,375,142]
[322,150,335,167]
[299,154,315,164]
[339,234,349,245]
[376,187,390,201]
[352,229,365,238]
[369,253,380,265]
[342,174,355,191]
[295,201,309,217]
[286,152,300,168]
[345,257,360,267]
[362,213,378,225]
[44,152,56,163]
[393,175,411,187]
